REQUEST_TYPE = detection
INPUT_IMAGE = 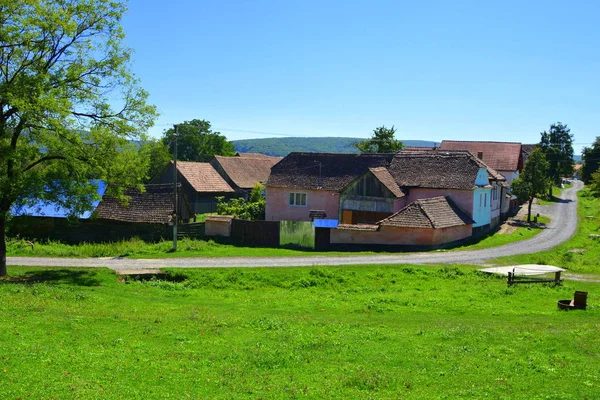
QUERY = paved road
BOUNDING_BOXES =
[8,181,583,270]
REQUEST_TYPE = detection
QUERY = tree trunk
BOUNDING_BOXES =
[527,198,533,223]
[548,185,553,198]
[0,213,6,277]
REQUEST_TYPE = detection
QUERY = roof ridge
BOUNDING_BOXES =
[441,140,522,145]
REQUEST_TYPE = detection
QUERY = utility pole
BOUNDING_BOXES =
[172,124,178,251]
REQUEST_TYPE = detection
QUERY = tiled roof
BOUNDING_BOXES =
[439,141,523,171]
[235,152,277,159]
[213,155,282,189]
[388,151,485,190]
[368,167,405,198]
[379,196,474,229]
[176,161,235,193]
[336,223,380,232]
[95,184,192,224]
[267,152,395,191]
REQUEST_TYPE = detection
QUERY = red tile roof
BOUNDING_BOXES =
[369,167,404,198]
[439,141,523,171]
[212,155,282,190]
[378,196,474,229]
[176,161,234,193]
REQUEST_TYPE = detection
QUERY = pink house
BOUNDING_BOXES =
[266,149,507,244]
[266,153,394,222]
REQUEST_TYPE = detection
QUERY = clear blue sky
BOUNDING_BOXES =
[122,0,599,154]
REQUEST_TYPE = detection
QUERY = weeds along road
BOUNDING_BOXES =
[8,181,583,270]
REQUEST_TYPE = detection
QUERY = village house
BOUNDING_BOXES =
[266,150,507,245]
[152,161,235,214]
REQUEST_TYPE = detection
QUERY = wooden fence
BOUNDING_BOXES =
[177,222,205,239]
[231,219,280,247]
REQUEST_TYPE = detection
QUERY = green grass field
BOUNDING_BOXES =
[1,265,599,399]
[495,189,600,273]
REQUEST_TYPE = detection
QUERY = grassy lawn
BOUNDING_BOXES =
[1,265,599,399]
[452,215,550,251]
[494,188,600,274]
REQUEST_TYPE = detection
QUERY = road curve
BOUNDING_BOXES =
[8,181,583,270]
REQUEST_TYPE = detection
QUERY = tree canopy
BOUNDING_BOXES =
[352,126,404,153]
[581,136,600,184]
[161,119,235,162]
[0,0,158,276]
[139,139,171,183]
[511,148,551,222]
[539,122,574,195]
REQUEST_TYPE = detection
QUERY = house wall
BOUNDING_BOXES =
[205,218,232,237]
[265,187,340,221]
[498,170,519,185]
[400,188,473,218]
[472,187,492,228]
[330,224,472,246]
[490,182,503,228]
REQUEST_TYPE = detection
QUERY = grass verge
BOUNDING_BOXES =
[494,188,600,273]
[1,264,599,399]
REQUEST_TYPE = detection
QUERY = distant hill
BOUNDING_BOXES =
[574,155,582,163]
[232,137,439,157]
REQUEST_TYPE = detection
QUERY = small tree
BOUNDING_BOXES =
[511,148,551,222]
[539,122,574,196]
[352,125,404,153]
[216,184,265,220]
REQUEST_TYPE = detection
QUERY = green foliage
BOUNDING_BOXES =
[216,183,265,220]
[539,122,575,189]
[232,137,436,157]
[0,0,158,275]
[1,265,599,398]
[352,125,404,153]
[162,119,234,162]
[589,168,600,198]
[138,139,171,182]
[511,148,551,222]
[582,136,600,183]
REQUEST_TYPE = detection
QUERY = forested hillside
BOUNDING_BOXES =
[232,137,439,157]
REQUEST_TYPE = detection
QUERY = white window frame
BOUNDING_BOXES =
[289,192,307,207]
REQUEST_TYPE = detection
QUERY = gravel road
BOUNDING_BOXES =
[7,181,583,270]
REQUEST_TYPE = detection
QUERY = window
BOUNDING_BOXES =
[484,193,487,207]
[289,192,307,207]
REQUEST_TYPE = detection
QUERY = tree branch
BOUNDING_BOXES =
[23,155,67,172]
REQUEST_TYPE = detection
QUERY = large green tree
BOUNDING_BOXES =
[0,0,157,276]
[511,148,551,222]
[539,122,574,196]
[139,139,171,183]
[162,119,235,162]
[581,136,600,183]
[352,125,404,153]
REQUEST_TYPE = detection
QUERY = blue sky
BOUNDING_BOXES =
[122,0,599,154]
